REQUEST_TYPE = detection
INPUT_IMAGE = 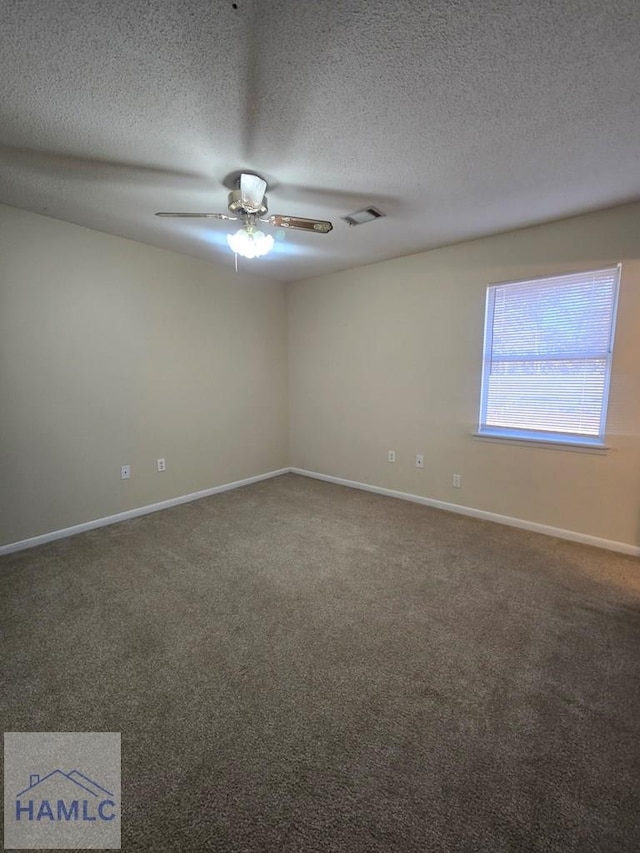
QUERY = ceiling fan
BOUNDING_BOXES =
[155,172,333,259]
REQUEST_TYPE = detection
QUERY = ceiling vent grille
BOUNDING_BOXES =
[342,206,385,226]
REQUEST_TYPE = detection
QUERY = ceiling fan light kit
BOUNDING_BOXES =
[156,172,333,261]
[226,225,274,259]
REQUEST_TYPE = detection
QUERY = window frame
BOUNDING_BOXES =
[477,265,621,449]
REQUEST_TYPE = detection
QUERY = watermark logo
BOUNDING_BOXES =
[4,732,121,849]
[15,768,117,822]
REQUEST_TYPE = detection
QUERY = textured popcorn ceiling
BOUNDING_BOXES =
[1,0,639,281]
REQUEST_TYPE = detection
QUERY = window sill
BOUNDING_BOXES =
[472,432,611,455]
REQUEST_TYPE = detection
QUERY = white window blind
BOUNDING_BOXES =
[478,266,620,446]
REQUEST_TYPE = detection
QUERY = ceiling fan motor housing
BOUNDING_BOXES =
[228,189,268,216]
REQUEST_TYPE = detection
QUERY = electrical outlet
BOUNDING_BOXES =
[416,454,424,468]
[120,465,131,480]
[157,458,166,472]
[452,473,462,488]
[387,450,396,463]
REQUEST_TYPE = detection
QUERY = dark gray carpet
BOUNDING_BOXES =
[2,473,640,851]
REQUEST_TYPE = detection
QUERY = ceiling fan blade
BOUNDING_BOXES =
[155,212,237,220]
[240,173,267,212]
[267,215,333,233]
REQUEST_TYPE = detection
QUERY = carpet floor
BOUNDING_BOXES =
[2,473,640,851]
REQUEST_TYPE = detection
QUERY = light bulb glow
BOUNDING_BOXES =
[227,226,274,259]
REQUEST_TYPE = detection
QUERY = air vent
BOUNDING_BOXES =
[342,206,385,226]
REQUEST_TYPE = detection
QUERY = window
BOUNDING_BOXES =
[478,265,620,447]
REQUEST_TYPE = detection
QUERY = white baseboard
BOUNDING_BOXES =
[4,466,638,558]
[0,468,290,557]
[291,468,640,557]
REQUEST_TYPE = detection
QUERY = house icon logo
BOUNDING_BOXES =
[16,769,117,822]
[4,731,121,850]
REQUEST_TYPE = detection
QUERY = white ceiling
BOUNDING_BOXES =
[1,0,639,282]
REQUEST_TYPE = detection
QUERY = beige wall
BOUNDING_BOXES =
[288,203,640,548]
[0,205,288,546]
[3,201,639,551]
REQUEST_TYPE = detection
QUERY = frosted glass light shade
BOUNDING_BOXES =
[227,227,274,259]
